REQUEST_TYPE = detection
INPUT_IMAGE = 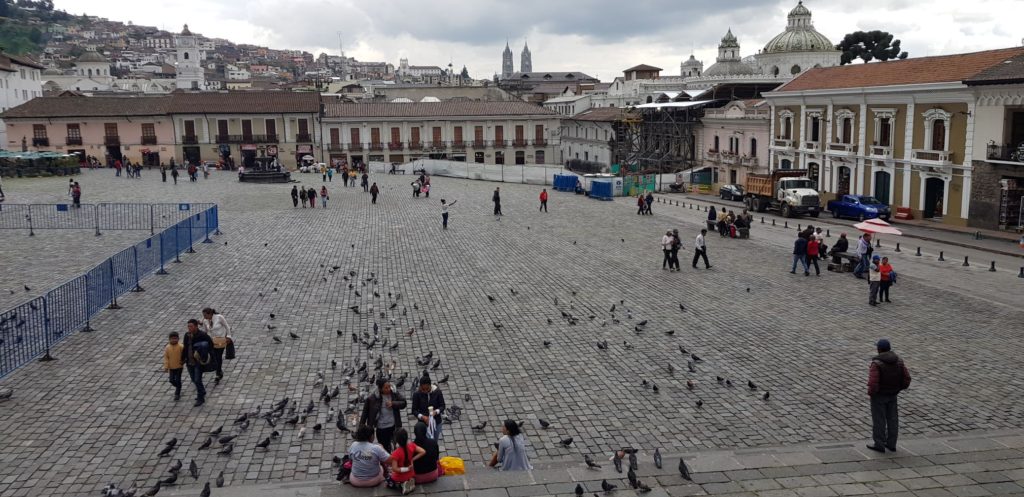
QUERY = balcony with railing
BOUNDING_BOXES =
[868,145,893,159]
[295,133,313,143]
[408,141,423,150]
[181,135,199,145]
[721,152,738,164]
[387,142,403,150]
[65,136,83,146]
[472,140,487,148]
[772,138,793,149]
[492,139,508,148]
[103,136,120,146]
[740,156,759,168]
[533,139,548,147]
[512,140,528,148]
[450,140,466,149]
[704,108,771,119]
[349,143,363,151]
[705,150,721,162]
[369,142,384,151]
[912,149,953,165]
[216,134,278,143]
[141,135,158,145]
[801,140,820,152]
[826,142,856,157]
[32,137,50,147]
[985,144,1024,164]
[328,142,344,151]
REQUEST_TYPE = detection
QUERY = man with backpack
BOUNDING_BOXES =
[183,318,213,407]
[866,339,912,452]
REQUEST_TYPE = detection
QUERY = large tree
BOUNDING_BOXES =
[836,30,909,65]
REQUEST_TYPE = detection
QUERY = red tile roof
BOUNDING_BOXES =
[965,52,1024,85]
[568,107,626,122]
[0,94,171,118]
[166,91,321,114]
[324,101,556,118]
[776,47,1024,92]
[0,52,45,71]
[624,64,663,72]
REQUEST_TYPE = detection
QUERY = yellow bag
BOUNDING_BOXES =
[439,456,465,476]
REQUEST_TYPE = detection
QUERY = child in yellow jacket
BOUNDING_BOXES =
[164,331,184,401]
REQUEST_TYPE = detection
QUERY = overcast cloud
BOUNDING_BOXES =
[53,0,1024,80]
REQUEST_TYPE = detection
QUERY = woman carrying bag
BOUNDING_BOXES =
[201,308,232,383]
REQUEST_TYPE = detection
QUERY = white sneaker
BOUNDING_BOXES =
[402,479,416,495]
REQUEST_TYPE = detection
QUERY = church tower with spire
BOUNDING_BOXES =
[502,42,514,78]
[520,41,532,73]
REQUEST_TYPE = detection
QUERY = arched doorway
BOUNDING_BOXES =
[780,158,792,169]
[874,170,891,204]
[923,177,945,218]
[837,166,851,195]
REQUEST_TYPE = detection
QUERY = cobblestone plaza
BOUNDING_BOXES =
[0,169,1022,497]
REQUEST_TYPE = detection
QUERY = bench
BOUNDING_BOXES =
[829,252,860,272]
[738,227,750,239]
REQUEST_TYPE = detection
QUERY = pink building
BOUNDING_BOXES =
[700,99,771,188]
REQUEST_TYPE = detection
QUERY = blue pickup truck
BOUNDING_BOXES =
[826,194,892,221]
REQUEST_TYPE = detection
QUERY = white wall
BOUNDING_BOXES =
[1,63,43,149]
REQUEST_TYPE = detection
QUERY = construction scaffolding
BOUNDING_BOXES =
[612,103,705,177]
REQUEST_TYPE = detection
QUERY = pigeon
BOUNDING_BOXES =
[559,437,573,447]
[627,468,638,488]
[538,419,550,429]
[289,332,300,339]
[613,452,623,473]
[189,459,199,479]
[543,340,551,348]
[748,380,757,390]
[687,380,695,390]
[234,413,248,425]
[665,330,675,336]
[652,383,659,393]
[217,444,233,456]
[437,374,449,384]
[575,483,584,497]
[159,473,177,486]
[584,454,601,469]
[313,423,323,432]
[23,285,30,292]
[679,303,685,311]
[691,353,703,362]
[218,435,236,445]
[637,481,652,493]
[255,437,270,449]
[431,359,441,370]
[165,437,178,448]
[679,458,692,481]
[168,459,182,474]
[215,471,225,487]
[609,304,616,313]
[696,399,704,408]
[636,320,648,327]
[272,336,282,343]
[726,379,733,387]
[271,430,281,438]
[199,482,211,497]
[653,448,662,469]
[269,313,275,320]
[667,364,675,374]
[471,421,487,430]
[142,482,161,496]
[197,438,213,450]
[688,361,696,373]
[157,445,174,457]
[763,391,770,401]
[266,324,276,330]
[601,479,617,492]
[486,295,495,302]
[629,452,638,471]
[331,359,337,370]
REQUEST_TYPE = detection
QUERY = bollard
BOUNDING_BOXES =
[784,221,789,228]
[761,217,765,224]
[989,261,996,272]
[915,247,921,256]
[705,206,708,212]
[1019,267,1024,278]
[962,256,969,267]
[798,224,802,231]
[895,243,901,252]
[974,231,983,240]
[938,251,945,261]
[876,238,881,248]
[826,229,830,237]
[772,219,776,226]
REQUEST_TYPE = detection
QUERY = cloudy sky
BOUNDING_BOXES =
[54,0,1023,79]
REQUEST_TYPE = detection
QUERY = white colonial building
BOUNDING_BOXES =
[1,51,45,149]
[174,24,206,90]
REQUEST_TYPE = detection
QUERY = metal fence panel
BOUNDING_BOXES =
[29,203,97,230]
[110,248,136,297]
[135,236,162,279]
[160,225,177,265]
[175,219,191,256]
[85,262,113,317]
[0,298,47,378]
[97,203,154,231]
[45,276,88,341]
[152,203,214,230]
[0,204,31,229]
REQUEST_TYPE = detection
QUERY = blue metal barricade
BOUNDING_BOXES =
[0,203,220,379]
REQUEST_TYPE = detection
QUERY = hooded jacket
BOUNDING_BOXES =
[868,351,912,396]
[410,384,446,424]
[359,388,407,429]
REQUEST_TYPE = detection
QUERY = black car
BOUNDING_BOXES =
[719,184,744,201]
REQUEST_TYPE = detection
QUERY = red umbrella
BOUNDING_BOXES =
[853,218,902,236]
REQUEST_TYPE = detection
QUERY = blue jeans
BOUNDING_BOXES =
[791,254,809,273]
[187,365,206,401]
[854,256,869,276]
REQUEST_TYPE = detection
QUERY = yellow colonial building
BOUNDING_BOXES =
[764,47,1024,228]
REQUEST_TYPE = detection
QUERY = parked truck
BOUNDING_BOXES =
[743,170,821,218]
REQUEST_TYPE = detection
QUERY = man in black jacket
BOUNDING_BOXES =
[866,339,912,452]
[359,378,407,451]
[182,319,213,407]
[410,373,446,441]
[492,188,503,216]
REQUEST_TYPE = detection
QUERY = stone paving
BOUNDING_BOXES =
[0,169,1022,497]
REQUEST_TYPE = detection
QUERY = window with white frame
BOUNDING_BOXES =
[778,110,794,139]
[871,109,896,148]
[922,108,951,151]
[834,109,855,144]
[806,111,823,142]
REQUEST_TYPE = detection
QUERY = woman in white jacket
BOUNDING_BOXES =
[201,307,231,383]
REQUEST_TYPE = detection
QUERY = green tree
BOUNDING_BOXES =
[27,26,41,43]
[836,30,909,65]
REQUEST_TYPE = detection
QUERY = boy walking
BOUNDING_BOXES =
[441,199,457,229]
[164,332,184,401]
[539,189,548,212]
